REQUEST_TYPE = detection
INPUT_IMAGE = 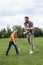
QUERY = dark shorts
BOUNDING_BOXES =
[9,41,14,43]
[9,41,15,46]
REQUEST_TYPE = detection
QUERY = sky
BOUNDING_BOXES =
[0,0,43,30]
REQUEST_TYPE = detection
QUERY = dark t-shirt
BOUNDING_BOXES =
[24,21,34,35]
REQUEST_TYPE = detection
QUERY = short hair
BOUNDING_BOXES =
[13,27,17,32]
[25,16,29,19]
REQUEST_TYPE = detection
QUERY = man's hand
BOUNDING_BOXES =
[23,31,29,35]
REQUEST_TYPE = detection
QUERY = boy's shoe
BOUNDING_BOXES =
[6,53,8,56]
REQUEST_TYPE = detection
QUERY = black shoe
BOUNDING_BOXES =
[6,53,8,56]
[17,52,19,55]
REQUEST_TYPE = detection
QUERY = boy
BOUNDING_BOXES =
[6,28,19,56]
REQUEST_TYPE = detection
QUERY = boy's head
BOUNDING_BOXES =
[13,28,17,33]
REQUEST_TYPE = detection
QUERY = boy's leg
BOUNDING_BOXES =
[13,42,19,55]
[6,42,12,55]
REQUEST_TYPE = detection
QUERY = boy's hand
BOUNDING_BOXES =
[14,41,16,45]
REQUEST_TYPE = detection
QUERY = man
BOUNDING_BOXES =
[6,28,19,56]
[23,16,34,54]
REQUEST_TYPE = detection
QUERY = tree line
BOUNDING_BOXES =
[0,25,43,39]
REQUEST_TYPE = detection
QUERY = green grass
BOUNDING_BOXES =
[0,38,43,65]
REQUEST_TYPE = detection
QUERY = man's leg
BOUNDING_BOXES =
[29,34,34,53]
[13,42,19,55]
[27,34,34,53]
[6,42,12,56]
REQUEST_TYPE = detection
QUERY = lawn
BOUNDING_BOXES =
[0,38,43,65]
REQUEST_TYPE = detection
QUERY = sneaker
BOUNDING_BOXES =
[29,51,34,54]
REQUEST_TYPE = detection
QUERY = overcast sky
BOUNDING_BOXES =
[0,0,43,30]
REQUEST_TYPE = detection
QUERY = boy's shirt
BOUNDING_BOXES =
[9,32,17,42]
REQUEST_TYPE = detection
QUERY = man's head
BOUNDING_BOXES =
[24,16,29,23]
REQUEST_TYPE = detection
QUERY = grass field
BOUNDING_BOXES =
[0,38,43,65]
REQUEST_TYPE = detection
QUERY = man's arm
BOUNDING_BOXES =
[26,27,34,30]
[26,21,34,30]
[23,31,28,35]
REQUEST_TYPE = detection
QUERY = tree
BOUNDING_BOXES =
[0,28,6,38]
[34,27,42,37]
[6,25,12,38]
[0,31,2,39]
